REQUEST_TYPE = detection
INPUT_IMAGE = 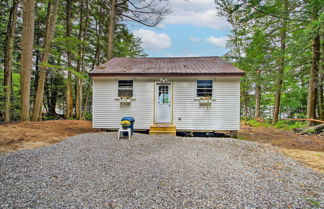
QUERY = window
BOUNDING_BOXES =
[118,80,133,98]
[197,80,213,97]
[158,85,170,104]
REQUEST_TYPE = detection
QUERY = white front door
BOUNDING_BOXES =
[156,83,172,123]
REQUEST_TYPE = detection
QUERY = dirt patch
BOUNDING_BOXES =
[238,123,323,152]
[239,123,324,173]
[0,120,98,153]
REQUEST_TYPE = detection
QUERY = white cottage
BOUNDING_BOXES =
[89,57,244,136]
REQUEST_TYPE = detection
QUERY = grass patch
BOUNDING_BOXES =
[243,119,271,127]
[273,120,308,130]
[243,119,308,131]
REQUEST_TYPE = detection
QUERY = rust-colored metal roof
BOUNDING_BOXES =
[89,56,244,77]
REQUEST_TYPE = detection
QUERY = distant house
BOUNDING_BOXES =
[89,57,244,135]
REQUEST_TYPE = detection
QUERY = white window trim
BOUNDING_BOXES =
[115,79,136,101]
[194,80,216,101]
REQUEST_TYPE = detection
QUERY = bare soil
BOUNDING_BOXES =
[0,120,323,172]
[0,120,98,153]
[239,122,324,172]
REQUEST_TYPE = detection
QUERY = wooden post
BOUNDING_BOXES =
[230,130,238,138]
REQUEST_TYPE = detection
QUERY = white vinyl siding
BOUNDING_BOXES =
[92,77,240,131]
[92,78,154,129]
[173,78,240,130]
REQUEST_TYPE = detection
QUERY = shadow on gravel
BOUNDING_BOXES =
[176,132,229,138]
[106,130,230,138]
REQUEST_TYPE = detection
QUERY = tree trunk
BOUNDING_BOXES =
[272,0,288,123]
[242,91,248,118]
[307,33,320,125]
[32,0,60,121]
[318,35,324,121]
[75,0,87,119]
[66,73,73,118]
[3,0,19,123]
[66,0,73,118]
[82,79,91,114]
[92,7,102,71]
[33,17,41,109]
[300,124,324,135]
[20,0,35,121]
[48,73,58,116]
[240,78,249,119]
[255,70,261,118]
[45,65,59,117]
[107,0,117,60]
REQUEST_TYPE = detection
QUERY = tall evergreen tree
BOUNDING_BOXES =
[3,0,19,122]
[32,0,60,121]
[20,0,35,121]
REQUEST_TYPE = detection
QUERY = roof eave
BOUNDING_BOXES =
[88,72,245,77]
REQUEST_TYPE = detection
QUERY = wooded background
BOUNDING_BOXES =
[215,0,323,125]
[0,0,323,126]
[0,0,169,122]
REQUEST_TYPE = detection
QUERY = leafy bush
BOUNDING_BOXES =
[244,119,271,127]
[243,119,307,131]
[42,115,64,120]
[305,129,316,135]
[273,120,307,130]
[83,112,92,120]
[43,115,56,120]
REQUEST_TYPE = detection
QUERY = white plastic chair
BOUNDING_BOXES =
[118,128,131,140]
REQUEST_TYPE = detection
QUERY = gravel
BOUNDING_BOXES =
[0,132,323,208]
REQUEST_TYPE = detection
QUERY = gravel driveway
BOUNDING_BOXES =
[0,132,323,208]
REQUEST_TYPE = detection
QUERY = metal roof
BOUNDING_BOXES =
[89,56,244,76]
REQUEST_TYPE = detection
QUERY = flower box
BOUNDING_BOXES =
[199,97,212,106]
[119,97,132,104]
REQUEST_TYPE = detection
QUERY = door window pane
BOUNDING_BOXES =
[158,85,169,104]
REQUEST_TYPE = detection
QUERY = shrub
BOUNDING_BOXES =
[274,120,307,130]
[244,119,271,127]
[83,112,92,120]
[243,118,307,131]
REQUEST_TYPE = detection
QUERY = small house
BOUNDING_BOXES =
[89,57,244,135]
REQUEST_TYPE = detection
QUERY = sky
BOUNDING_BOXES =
[127,0,232,57]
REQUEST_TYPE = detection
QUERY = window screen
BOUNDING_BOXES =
[197,80,213,97]
[118,80,133,97]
